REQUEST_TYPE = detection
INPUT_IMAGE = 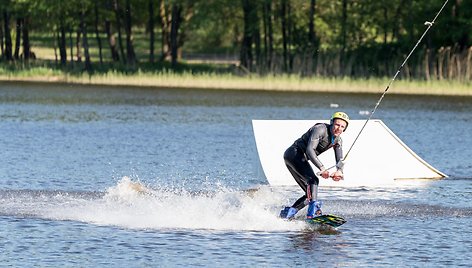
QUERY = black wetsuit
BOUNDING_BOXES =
[283,123,343,210]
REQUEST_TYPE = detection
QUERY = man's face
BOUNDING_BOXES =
[332,118,347,137]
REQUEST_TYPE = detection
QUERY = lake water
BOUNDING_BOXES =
[0,82,471,267]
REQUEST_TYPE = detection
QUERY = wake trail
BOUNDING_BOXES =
[1,177,471,231]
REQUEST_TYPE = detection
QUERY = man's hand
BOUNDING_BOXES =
[319,169,330,179]
[331,170,344,181]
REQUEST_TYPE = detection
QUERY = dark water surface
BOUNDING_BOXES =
[0,82,471,267]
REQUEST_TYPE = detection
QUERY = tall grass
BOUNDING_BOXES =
[0,63,470,96]
[0,31,467,96]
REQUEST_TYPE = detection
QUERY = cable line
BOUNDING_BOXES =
[341,0,450,164]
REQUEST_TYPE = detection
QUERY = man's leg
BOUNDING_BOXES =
[306,184,322,218]
[281,146,319,218]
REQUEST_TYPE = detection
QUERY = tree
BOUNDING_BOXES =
[308,0,318,49]
[280,0,288,72]
[148,0,155,63]
[262,0,274,71]
[169,2,181,67]
[124,0,136,65]
[3,9,13,61]
[58,12,68,65]
[0,0,469,80]
[340,0,347,69]
[94,2,103,65]
[14,17,21,60]
[79,6,92,71]
[113,0,126,63]
[158,0,195,66]
[240,0,255,71]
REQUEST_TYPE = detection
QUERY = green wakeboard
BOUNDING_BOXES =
[305,214,346,228]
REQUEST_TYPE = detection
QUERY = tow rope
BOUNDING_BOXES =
[341,0,450,165]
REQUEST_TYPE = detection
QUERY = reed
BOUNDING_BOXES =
[0,66,470,96]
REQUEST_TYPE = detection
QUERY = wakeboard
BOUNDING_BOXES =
[305,214,346,228]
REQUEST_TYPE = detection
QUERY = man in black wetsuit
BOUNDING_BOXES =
[280,112,349,219]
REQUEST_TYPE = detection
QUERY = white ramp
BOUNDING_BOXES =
[252,120,446,187]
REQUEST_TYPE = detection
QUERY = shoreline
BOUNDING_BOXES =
[0,73,471,96]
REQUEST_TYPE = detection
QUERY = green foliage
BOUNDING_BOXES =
[0,0,469,80]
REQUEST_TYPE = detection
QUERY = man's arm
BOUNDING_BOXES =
[332,140,344,180]
[305,125,326,171]
[333,140,343,172]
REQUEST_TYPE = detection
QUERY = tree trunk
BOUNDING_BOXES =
[113,0,125,63]
[94,2,103,64]
[287,2,293,71]
[14,18,21,60]
[125,0,136,65]
[240,0,253,71]
[22,17,30,60]
[0,22,4,57]
[3,10,12,61]
[53,29,58,64]
[80,10,92,71]
[69,30,74,64]
[467,47,472,81]
[267,1,273,71]
[76,28,82,63]
[280,0,288,72]
[253,5,261,71]
[159,0,170,61]
[149,0,155,63]
[424,48,430,81]
[170,3,181,67]
[59,17,67,65]
[262,0,272,71]
[308,0,318,74]
[340,0,347,72]
[105,20,120,61]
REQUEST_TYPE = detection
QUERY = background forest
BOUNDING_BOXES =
[0,0,470,81]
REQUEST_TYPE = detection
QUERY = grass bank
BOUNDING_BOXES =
[0,63,471,96]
